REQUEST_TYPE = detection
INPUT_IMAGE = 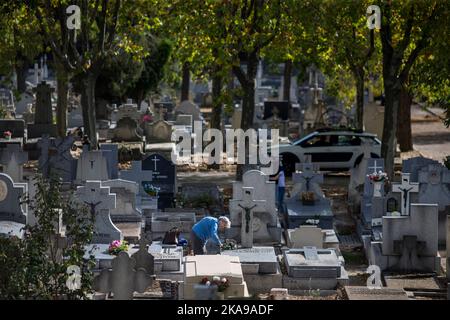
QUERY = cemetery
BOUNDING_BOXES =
[0,0,449,306]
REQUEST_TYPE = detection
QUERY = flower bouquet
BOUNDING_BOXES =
[3,130,12,140]
[142,183,160,197]
[199,276,229,292]
[367,171,388,182]
[301,191,315,205]
[221,239,237,251]
[106,240,129,255]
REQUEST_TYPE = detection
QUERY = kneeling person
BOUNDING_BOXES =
[190,216,231,255]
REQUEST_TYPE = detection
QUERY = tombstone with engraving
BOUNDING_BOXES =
[28,82,57,139]
[142,154,176,210]
[75,150,110,184]
[38,135,77,182]
[228,170,282,244]
[0,173,28,238]
[119,161,156,213]
[75,181,121,244]
[285,163,333,229]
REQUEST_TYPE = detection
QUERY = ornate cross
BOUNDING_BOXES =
[392,173,419,216]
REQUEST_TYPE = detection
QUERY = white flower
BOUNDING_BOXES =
[221,278,227,283]
[212,276,220,282]
[205,281,211,286]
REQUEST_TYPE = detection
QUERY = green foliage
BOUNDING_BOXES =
[0,174,95,299]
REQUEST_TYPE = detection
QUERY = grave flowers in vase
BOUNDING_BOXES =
[3,130,11,140]
[106,240,129,255]
[221,239,237,251]
[301,191,315,205]
[367,171,388,197]
[199,276,230,299]
[143,183,160,197]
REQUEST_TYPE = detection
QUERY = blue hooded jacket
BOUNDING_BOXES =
[192,216,221,245]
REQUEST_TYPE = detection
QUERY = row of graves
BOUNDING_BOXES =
[347,150,450,297]
[0,137,351,299]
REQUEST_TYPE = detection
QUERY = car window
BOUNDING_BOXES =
[300,135,332,148]
[332,135,361,146]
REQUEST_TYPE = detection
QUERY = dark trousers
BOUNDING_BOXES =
[277,186,285,211]
[190,231,205,255]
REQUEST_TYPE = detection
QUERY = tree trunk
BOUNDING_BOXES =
[381,79,401,179]
[355,69,365,130]
[397,85,413,152]
[211,73,222,130]
[15,61,28,94]
[234,55,258,180]
[55,65,69,137]
[81,72,99,149]
[181,62,190,102]
[283,59,292,103]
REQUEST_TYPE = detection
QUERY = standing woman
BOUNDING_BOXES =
[271,164,286,212]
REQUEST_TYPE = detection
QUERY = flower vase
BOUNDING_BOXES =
[373,181,383,197]
[216,292,225,300]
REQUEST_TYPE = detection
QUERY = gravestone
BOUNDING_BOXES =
[101,179,142,223]
[22,103,34,123]
[183,255,249,299]
[0,119,25,145]
[28,82,57,139]
[76,150,109,183]
[119,161,156,211]
[402,157,440,182]
[131,237,154,275]
[381,204,439,272]
[151,211,196,241]
[100,144,119,180]
[287,225,325,248]
[145,120,173,143]
[391,173,419,216]
[175,114,193,126]
[175,100,202,121]
[111,102,143,142]
[286,163,333,229]
[142,154,176,210]
[149,241,184,275]
[112,117,144,142]
[283,247,345,290]
[415,164,450,245]
[234,187,266,248]
[75,181,121,244]
[0,144,28,182]
[94,251,153,300]
[229,170,281,244]
[221,247,278,274]
[180,183,223,214]
[38,135,77,182]
[0,173,27,238]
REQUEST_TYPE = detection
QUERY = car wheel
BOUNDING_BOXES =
[280,153,299,177]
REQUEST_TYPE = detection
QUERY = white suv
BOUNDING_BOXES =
[278,129,382,175]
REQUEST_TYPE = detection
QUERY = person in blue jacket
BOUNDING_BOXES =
[190,216,231,255]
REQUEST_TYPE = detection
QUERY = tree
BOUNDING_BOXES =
[0,175,94,299]
[376,0,448,178]
[32,0,156,147]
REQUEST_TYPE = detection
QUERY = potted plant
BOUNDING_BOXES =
[367,171,388,197]
[301,191,315,205]
[106,240,129,255]
[3,130,12,140]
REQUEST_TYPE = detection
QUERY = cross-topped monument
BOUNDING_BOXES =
[75,181,121,244]
[237,187,266,248]
[368,159,384,174]
[293,163,324,197]
[0,144,28,182]
[392,173,419,216]
[119,161,154,209]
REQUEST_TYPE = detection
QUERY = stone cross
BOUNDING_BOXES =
[0,144,28,182]
[293,163,324,197]
[38,135,76,182]
[392,173,419,216]
[237,187,266,248]
[93,251,153,300]
[131,237,154,275]
[75,181,120,244]
[417,164,450,211]
[368,159,384,174]
[0,173,27,225]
